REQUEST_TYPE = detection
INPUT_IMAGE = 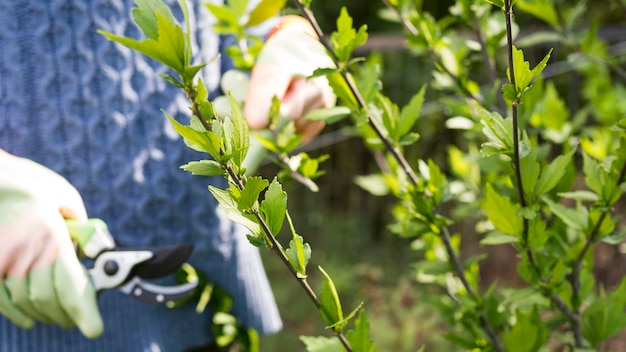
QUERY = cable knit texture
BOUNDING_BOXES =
[0,0,282,350]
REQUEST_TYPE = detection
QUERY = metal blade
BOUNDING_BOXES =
[119,277,198,305]
[128,245,193,279]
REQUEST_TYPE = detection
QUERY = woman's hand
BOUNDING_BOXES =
[0,151,103,338]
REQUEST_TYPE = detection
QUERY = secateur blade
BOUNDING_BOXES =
[128,244,194,279]
[119,276,198,305]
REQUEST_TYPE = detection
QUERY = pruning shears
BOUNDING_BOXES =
[65,218,198,305]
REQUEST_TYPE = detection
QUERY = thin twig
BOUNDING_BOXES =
[570,159,626,314]
[297,1,422,185]
[186,85,353,352]
[293,1,505,350]
[503,0,585,347]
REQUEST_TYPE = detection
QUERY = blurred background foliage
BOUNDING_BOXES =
[256,0,626,350]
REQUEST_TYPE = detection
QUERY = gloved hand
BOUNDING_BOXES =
[0,150,103,338]
[244,15,336,142]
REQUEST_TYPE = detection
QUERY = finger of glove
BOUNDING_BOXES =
[54,247,103,338]
[29,265,74,328]
[244,63,291,129]
[281,78,328,142]
[0,281,34,329]
[245,30,334,129]
[4,276,53,324]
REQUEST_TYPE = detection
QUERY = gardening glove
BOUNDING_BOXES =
[0,150,104,338]
[245,15,337,142]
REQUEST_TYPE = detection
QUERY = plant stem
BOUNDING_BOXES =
[186,85,354,352]
[569,159,626,339]
[503,1,586,347]
[293,2,504,350]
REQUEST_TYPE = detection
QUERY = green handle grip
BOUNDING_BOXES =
[65,218,108,251]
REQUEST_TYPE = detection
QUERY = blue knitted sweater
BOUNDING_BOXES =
[0,0,282,351]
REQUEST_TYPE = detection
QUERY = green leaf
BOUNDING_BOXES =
[484,0,505,8]
[238,176,268,211]
[508,46,552,97]
[131,0,177,40]
[543,197,588,231]
[260,178,287,236]
[483,184,523,238]
[165,112,221,157]
[99,13,186,74]
[299,336,343,352]
[326,71,358,110]
[228,0,249,17]
[528,217,549,248]
[208,186,262,238]
[318,266,344,332]
[354,174,390,196]
[180,160,225,176]
[535,148,576,195]
[480,231,521,245]
[397,85,426,137]
[582,279,626,349]
[516,0,559,27]
[331,7,368,62]
[520,149,540,199]
[205,3,240,35]
[346,310,375,352]
[303,106,352,124]
[582,153,606,198]
[285,212,311,279]
[503,307,548,352]
[247,0,287,26]
[228,93,250,168]
[557,191,601,202]
[480,108,514,157]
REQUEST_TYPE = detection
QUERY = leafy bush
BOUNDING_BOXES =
[100,0,626,350]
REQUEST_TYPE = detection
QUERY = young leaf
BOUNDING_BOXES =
[299,336,343,352]
[520,149,540,199]
[180,160,225,176]
[480,108,514,157]
[98,13,187,74]
[260,178,287,236]
[303,106,352,124]
[247,0,287,27]
[484,0,505,8]
[516,0,559,27]
[165,113,221,157]
[330,7,368,63]
[535,148,576,196]
[502,307,548,352]
[208,186,262,238]
[285,213,311,279]
[582,152,606,198]
[582,279,626,349]
[346,310,375,352]
[238,176,269,211]
[543,197,588,232]
[228,0,249,18]
[205,3,240,35]
[507,46,552,98]
[318,266,344,332]
[131,0,177,40]
[228,94,250,168]
[483,184,523,238]
[480,232,521,245]
[326,71,359,110]
[397,85,426,138]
